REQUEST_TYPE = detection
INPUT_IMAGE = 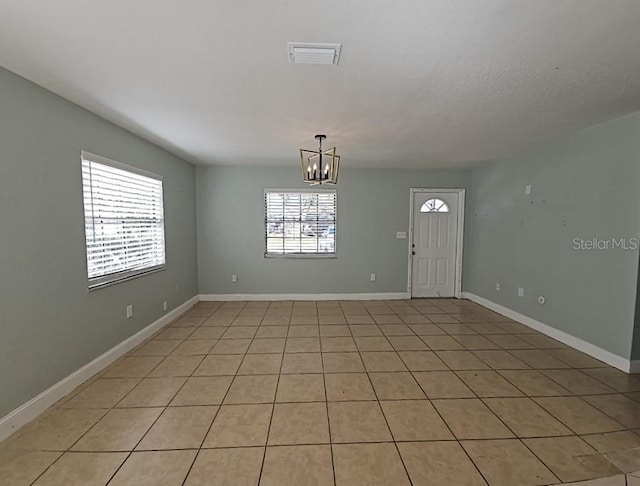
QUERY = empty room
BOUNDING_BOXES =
[1,1,640,485]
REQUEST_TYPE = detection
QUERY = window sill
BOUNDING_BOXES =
[264,254,337,259]
[88,265,166,291]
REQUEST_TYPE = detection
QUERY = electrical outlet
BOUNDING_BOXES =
[518,287,524,297]
[495,283,501,291]
[370,273,376,282]
[126,305,134,319]
[163,301,168,311]
[525,184,532,195]
[231,274,238,283]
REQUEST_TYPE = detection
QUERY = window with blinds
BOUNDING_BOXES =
[265,189,337,257]
[81,151,166,289]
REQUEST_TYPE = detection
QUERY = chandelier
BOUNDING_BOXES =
[300,134,340,185]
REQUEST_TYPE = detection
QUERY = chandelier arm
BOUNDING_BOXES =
[319,141,323,184]
[302,135,337,185]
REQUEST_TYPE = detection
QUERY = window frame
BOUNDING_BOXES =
[264,188,337,259]
[420,197,450,213]
[81,150,167,290]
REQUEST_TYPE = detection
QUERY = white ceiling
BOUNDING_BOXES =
[1,0,640,168]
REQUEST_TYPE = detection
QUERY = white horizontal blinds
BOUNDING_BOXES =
[81,153,166,288]
[265,190,336,255]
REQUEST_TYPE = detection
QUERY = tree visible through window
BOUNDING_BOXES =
[420,198,449,213]
[265,190,336,256]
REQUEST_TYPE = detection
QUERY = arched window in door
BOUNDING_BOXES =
[420,198,449,213]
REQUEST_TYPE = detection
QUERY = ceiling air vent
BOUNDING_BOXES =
[287,43,342,65]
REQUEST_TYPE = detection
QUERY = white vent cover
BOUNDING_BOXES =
[287,43,341,65]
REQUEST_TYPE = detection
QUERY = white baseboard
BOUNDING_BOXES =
[199,292,410,302]
[0,295,199,443]
[461,292,632,373]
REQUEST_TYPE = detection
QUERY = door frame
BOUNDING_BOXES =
[407,188,465,298]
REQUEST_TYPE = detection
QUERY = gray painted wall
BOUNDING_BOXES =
[631,257,640,360]
[2,59,639,422]
[196,165,471,295]
[0,67,198,417]
[466,112,640,360]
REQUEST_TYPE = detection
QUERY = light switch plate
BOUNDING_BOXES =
[396,231,407,239]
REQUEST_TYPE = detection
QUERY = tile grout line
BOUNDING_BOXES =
[255,301,292,485]
[127,302,221,482]
[12,299,640,485]
[318,302,338,486]
[490,367,633,437]
[103,366,196,483]
[429,311,623,484]
[406,302,601,483]
[351,305,415,486]
[423,320,571,484]
[179,301,257,486]
[27,303,218,486]
[124,302,224,485]
[25,301,217,483]
[403,311,494,486]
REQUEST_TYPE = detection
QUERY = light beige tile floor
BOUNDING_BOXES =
[3,298,640,485]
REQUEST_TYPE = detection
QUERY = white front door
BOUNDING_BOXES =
[411,191,459,298]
